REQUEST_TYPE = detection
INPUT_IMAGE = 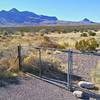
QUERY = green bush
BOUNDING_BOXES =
[80,33,88,37]
[88,31,96,36]
[75,38,99,52]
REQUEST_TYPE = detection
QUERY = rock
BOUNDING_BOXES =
[78,81,95,89]
[73,91,83,98]
[53,50,62,54]
[73,65,78,70]
[13,73,18,77]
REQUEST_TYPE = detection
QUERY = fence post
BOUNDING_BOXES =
[39,49,42,77]
[18,45,22,71]
[67,49,73,91]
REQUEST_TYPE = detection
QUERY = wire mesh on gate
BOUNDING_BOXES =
[1,45,100,92]
[21,46,68,82]
[40,48,68,81]
[72,51,100,85]
[21,46,40,76]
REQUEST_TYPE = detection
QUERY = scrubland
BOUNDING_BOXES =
[0,25,100,93]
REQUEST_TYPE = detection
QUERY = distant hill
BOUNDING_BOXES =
[0,8,58,26]
[0,8,98,26]
[80,18,95,24]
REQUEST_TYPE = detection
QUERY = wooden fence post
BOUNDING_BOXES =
[18,45,22,71]
[67,49,73,91]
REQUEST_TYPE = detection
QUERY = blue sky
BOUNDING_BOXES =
[0,0,100,22]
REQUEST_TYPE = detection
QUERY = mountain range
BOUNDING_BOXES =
[0,8,98,26]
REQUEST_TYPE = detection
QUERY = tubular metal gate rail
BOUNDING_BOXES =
[18,45,100,91]
[0,45,100,93]
[20,45,73,91]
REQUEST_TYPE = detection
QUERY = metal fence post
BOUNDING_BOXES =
[67,49,73,91]
[18,45,22,71]
[39,49,42,77]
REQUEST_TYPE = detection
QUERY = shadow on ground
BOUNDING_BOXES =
[0,70,21,87]
[21,59,100,100]
[21,59,83,82]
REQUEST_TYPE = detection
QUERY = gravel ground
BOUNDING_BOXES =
[0,49,100,100]
[72,53,99,81]
[49,52,100,82]
[0,77,79,100]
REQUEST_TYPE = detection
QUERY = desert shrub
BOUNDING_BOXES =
[43,36,50,41]
[0,67,19,87]
[80,33,88,37]
[0,65,9,71]
[3,31,9,36]
[94,29,98,32]
[74,29,79,33]
[36,36,61,48]
[62,29,67,33]
[75,40,88,52]
[50,27,56,32]
[88,31,96,36]
[39,29,48,36]
[75,38,99,52]
[58,41,69,49]
[0,65,17,79]
[80,30,84,33]
[21,32,25,36]
[0,71,14,79]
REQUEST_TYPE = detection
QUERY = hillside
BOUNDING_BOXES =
[0,8,98,26]
[0,8,58,26]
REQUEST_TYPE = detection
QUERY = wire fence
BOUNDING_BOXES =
[0,45,100,91]
[20,45,100,91]
[72,52,99,81]
[21,46,68,81]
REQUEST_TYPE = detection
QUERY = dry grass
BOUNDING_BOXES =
[22,47,67,75]
[91,60,100,93]
[0,30,99,51]
[0,31,99,71]
[0,31,100,85]
[46,32,99,49]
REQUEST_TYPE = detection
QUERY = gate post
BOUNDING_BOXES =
[67,49,73,91]
[39,49,42,77]
[18,45,22,71]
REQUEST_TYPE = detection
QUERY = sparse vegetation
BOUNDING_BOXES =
[57,41,69,49]
[75,38,99,52]
[0,25,100,93]
[80,32,88,37]
[0,24,100,35]
[88,31,96,36]
[39,29,48,36]
[0,65,19,87]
